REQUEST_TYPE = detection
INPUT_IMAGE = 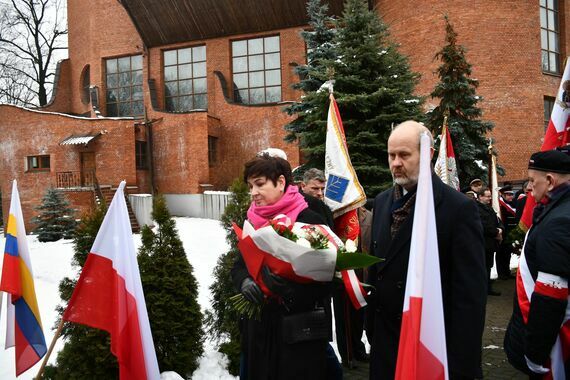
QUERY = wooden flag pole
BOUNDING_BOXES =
[34,318,65,380]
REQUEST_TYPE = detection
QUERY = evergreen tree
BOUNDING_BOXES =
[47,202,119,379]
[138,194,204,377]
[286,0,424,197]
[427,16,495,185]
[204,178,250,375]
[32,187,78,242]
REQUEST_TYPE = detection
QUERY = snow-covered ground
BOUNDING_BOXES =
[0,217,237,380]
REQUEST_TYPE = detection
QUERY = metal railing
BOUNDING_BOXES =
[56,170,96,188]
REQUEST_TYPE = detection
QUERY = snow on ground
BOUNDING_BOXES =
[0,217,236,380]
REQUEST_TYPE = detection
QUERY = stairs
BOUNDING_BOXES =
[97,185,140,233]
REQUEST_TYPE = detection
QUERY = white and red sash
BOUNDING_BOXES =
[517,231,570,379]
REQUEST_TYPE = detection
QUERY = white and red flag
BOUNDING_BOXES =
[323,93,368,309]
[395,133,449,380]
[63,181,160,380]
[520,60,570,230]
[434,122,460,191]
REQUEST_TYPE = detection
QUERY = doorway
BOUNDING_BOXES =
[81,152,96,186]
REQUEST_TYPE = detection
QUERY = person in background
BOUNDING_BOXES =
[470,178,484,194]
[367,121,486,379]
[515,181,531,224]
[300,168,334,228]
[476,188,504,296]
[504,149,570,377]
[231,153,334,379]
[497,185,517,280]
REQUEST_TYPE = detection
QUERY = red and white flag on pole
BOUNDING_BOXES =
[63,181,160,380]
[395,133,449,380]
[323,91,368,309]
[520,60,570,230]
[434,121,460,191]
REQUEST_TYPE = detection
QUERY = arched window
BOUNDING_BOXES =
[80,65,91,104]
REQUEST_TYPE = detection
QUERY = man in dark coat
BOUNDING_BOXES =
[497,185,517,279]
[367,121,487,379]
[504,149,570,377]
[476,188,504,296]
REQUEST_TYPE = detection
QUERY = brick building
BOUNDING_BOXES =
[0,0,565,228]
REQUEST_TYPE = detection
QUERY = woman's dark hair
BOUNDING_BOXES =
[243,153,293,189]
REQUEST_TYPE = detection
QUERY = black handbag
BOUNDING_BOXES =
[281,307,328,344]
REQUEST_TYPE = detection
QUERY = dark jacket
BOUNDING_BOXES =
[477,201,503,269]
[231,207,332,380]
[366,174,487,379]
[302,191,335,228]
[504,184,570,374]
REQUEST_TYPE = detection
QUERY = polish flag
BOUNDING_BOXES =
[395,133,449,380]
[520,60,570,230]
[63,181,160,380]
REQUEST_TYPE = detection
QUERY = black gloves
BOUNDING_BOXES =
[261,266,331,309]
[240,277,264,304]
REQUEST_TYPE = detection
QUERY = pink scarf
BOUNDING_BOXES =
[247,185,308,229]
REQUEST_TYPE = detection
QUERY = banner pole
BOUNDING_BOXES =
[34,318,65,380]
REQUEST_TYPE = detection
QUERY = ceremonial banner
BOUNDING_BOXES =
[0,180,47,376]
[434,123,460,191]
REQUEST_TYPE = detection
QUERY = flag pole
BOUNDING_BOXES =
[34,318,65,380]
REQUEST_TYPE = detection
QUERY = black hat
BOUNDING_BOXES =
[556,145,570,156]
[528,150,570,174]
[499,184,513,193]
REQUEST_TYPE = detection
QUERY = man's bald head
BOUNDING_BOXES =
[387,121,433,190]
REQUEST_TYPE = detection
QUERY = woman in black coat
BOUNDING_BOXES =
[231,153,333,380]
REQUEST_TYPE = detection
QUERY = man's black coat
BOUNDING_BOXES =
[366,174,487,379]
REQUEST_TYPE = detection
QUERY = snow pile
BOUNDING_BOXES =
[0,217,236,380]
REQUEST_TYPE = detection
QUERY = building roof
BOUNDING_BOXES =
[118,0,345,47]
[59,133,102,146]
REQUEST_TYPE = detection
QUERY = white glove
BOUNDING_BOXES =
[525,356,549,374]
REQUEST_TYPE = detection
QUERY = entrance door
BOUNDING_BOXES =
[81,152,96,187]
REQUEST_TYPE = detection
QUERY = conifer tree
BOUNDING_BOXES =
[138,194,204,377]
[32,187,77,242]
[205,178,250,375]
[427,16,495,185]
[47,202,119,379]
[286,0,424,197]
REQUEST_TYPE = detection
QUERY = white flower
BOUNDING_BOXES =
[291,225,306,239]
[344,239,357,253]
[297,238,312,249]
[327,241,336,250]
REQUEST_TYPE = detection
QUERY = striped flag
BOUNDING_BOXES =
[63,181,160,380]
[520,60,570,230]
[395,133,449,380]
[434,121,460,191]
[324,93,368,309]
[0,180,47,376]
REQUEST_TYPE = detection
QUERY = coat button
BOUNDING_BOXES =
[396,314,402,321]
[396,281,403,289]
[373,241,377,249]
[377,274,383,281]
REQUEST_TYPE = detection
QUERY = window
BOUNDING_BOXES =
[544,96,556,131]
[135,140,148,170]
[208,136,218,166]
[164,46,207,111]
[81,65,90,104]
[105,55,144,117]
[27,155,50,171]
[540,0,560,74]
[232,35,281,104]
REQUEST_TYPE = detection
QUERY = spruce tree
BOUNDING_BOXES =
[427,16,495,185]
[32,187,77,242]
[47,202,119,379]
[138,194,204,377]
[286,0,424,197]
[204,178,250,375]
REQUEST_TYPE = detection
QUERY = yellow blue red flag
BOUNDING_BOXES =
[0,180,46,376]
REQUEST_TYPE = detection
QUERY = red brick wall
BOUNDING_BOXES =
[0,105,136,229]
[376,0,565,181]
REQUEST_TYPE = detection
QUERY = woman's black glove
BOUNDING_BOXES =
[240,277,264,304]
[261,266,330,309]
